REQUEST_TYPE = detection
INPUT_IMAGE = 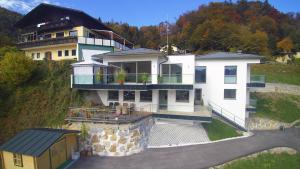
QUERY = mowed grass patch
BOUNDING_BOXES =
[251,64,300,86]
[222,153,300,169]
[203,119,242,141]
[253,92,300,123]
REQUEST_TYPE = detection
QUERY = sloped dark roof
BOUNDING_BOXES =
[93,48,162,58]
[196,52,263,60]
[0,128,79,157]
[15,3,111,31]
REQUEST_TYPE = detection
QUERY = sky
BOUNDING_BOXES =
[0,0,299,27]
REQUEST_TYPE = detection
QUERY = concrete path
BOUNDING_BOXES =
[148,120,209,147]
[254,83,300,95]
[71,128,300,169]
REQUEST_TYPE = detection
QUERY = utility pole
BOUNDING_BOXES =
[166,14,169,54]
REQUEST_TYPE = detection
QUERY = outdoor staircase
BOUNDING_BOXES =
[208,101,247,131]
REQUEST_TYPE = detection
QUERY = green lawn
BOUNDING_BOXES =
[251,64,300,86]
[253,92,300,123]
[203,119,242,141]
[222,153,300,169]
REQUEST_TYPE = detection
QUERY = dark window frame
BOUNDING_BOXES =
[56,32,64,38]
[195,66,206,83]
[69,30,78,37]
[123,91,135,101]
[108,91,119,101]
[58,50,62,57]
[224,89,236,100]
[13,153,23,167]
[36,53,40,59]
[224,66,237,84]
[72,49,76,56]
[176,90,189,103]
[65,50,69,56]
[140,91,152,102]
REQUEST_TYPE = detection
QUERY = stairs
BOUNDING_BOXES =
[208,101,247,131]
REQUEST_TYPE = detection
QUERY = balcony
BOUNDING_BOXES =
[17,36,78,49]
[246,98,257,112]
[71,74,194,90]
[247,75,266,87]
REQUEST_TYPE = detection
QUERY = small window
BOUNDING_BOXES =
[176,90,189,102]
[37,53,40,59]
[31,53,35,59]
[140,91,152,102]
[224,89,236,99]
[72,49,76,56]
[58,51,62,57]
[88,33,95,38]
[108,91,118,101]
[69,30,78,37]
[13,153,23,167]
[123,91,135,101]
[44,34,51,39]
[56,32,64,38]
[65,50,69,56]
[224,66,237,84]
[195,66,206,83]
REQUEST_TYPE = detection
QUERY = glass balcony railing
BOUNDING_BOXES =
[159,74,182,84]
[250,75,266,84]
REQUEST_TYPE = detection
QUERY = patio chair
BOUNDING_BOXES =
[116,105,122,116]
[129,103,135,115]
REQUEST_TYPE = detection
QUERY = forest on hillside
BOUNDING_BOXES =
[1,0,300,57]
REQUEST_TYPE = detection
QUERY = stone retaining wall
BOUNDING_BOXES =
[68,117,154,156]
[247,117,290,130]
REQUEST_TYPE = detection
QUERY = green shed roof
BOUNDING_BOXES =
[0,128,79,157]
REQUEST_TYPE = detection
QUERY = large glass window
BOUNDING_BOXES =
[137,61,151,83]
[123,91,135,101]
[65,50,69,56]
[13,154,23,167]
[195,66,206,83]
[108,91,118,101]
[161,64,182,83]
[176,90,189,102]
[123,62,136,82]
[69,30,78,37]
[224,89,236,99]
[140,91,152,102]
[224,66,237,84]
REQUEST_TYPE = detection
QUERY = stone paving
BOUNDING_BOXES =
[148,119,210,147]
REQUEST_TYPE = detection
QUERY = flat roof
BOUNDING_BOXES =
[0,128,79,157]
[196,52,263,60]
[93,48,163,58]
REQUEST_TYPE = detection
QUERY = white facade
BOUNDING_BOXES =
[71,51,263,129]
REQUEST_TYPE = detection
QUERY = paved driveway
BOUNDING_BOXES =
[71,128,300,169]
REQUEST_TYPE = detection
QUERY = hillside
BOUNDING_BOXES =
[0,7,22,47]
[0,57,84,144]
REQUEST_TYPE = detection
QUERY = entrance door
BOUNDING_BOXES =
[159,90,168,110]
[45,51,52,60]
[194,89,202,105]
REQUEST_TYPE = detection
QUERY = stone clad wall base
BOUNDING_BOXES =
[68,117,154,156]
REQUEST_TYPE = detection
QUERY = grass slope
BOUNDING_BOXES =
[0,61,83,144]
[251,64,300,86]
[203,119,242,141]
[254,92,300,123]
[222,153,300,169]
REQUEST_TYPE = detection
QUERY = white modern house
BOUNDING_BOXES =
[70,48,265,130]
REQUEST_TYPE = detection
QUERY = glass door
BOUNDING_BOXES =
[159,90,168,110]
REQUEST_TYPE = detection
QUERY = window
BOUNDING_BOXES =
[37,53,40,59]
[44,34,51,39]
[140,91,152,102]
[224,66,237,84]
[123,62,136,82]
[69,30,78,37]
[56,32,64,38]
[108,91,118,101]
[224,89,236,99]
[58,51,62,57]
[123,91,135,101]
[195,66,206,83]
[65,50,69,56]
[31,53,35,59]
[161,64,182,83]
[13,153,23,167]
[72,49,76,56]
[88,33,95,38]
[176,90,189,102]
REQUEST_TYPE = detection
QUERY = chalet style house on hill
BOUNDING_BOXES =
[15,3,133,61]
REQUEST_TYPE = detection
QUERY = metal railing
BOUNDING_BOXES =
[208,101,245,129]
[250,75,265,84]
[248,98,257,108]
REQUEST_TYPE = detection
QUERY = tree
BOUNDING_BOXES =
[277,37,294,53]
[0,51,36,88]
